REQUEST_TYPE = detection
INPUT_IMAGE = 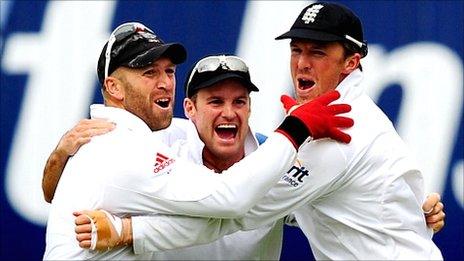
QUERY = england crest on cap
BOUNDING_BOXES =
[301,4,324,24]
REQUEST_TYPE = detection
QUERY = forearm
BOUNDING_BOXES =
[102,91,353,218]
[42,149,70,202]
[234,142,347,230]
[42,118,115,203]
[130,210,295,254]
[132,215,242,254]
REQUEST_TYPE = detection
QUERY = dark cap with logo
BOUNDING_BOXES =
[97,22,187,84]
[185,54,259,98]
[276,2,368,57]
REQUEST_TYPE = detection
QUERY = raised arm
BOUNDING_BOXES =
[100,91,354,218]
[42,119,114,202]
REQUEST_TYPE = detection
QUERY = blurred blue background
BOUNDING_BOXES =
[1,1,462,260]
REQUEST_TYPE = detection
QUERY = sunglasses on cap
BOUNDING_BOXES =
[104,22,156,79]
[186,55,250,94]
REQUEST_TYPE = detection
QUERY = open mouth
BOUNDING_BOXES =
[298,78,315,90]
[215,124,238,140]
[155,98,170,109]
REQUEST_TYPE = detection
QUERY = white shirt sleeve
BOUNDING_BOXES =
[100,132,297,218]
[235,139,349,229]
[132,215,242,254]
[130,140,349,253]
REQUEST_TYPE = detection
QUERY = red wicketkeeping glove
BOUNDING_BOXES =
[276,90,354,148]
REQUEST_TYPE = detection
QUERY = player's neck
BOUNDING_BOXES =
[202,148,244,173]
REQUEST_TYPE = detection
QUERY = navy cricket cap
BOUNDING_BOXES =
[97,22,187,84]
[276,2,368,57]
[185,54,259,98]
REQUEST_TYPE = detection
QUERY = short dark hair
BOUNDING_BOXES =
[342,41,363,71]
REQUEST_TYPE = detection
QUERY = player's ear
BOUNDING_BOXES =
[342,53,361,74]
[104,76,124,101]
[184,97,196,119]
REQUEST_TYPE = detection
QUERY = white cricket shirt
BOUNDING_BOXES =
[132,120,284,260]
[43,104,297,260]
[131,70,443,260]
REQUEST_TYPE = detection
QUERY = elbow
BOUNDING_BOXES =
[44,195,52,204]
[43,190,52,203]
[42,182,53,203]
[210,189,256,218]
[219,201,253,218]
[233,201,253,217]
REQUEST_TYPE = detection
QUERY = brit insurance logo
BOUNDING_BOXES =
[282,160,309,187]
[154,152,175,174]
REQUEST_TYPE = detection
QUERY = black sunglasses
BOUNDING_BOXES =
[104,22,156,78]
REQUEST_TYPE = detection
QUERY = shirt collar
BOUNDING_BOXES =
[336,69,364,102]
[90,104,152,134]
[244,126,260,156]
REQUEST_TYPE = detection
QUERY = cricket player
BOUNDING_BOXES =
[73,3,444,260]
[68,54,299,260]
[45,55,442,260]
[47,54,444,259]
[43,21,354,259]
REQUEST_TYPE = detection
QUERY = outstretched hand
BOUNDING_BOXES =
[57,119,115,157]
[279,91,354,144]
[42,119,115,203]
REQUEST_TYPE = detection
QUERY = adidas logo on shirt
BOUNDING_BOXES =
[154,152,175,173]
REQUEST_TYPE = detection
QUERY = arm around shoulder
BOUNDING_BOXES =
[42,148,71,203]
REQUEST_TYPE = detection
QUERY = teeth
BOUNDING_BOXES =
[298,78,315,90]
[217,124,236,129]
[155,98,170,108]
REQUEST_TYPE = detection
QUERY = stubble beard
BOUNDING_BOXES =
[124,82,173,131]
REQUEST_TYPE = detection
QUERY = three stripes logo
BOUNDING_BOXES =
[154,152,175,174]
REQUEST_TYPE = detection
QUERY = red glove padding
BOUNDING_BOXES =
[277,90,353,148]
[281,95,298,113]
